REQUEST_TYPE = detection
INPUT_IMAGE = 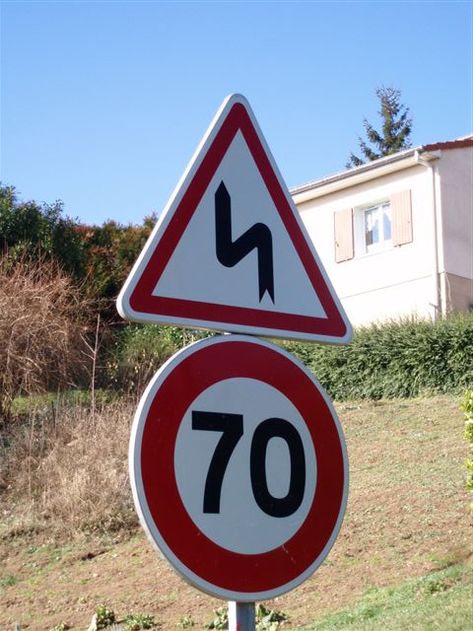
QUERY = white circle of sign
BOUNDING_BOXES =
[174,377,317,554]
[129,335,348,602]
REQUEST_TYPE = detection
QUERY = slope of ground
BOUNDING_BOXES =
[0,395,471,630]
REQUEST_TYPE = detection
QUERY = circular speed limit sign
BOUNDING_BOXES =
[130,335,348,601]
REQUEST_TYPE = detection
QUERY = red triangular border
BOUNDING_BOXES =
[128,100,348,339]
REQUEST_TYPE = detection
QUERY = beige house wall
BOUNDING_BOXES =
[442,272,473,313]
[436,147,473,313]
[293,143,473,327]
[296,164,440,327]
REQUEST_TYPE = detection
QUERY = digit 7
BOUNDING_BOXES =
[191,411,244,513]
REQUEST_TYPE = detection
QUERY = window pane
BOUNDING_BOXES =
[383,204,392,241]
[365,208,379,248]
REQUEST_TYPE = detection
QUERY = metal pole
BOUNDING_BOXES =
[228,601,255,631]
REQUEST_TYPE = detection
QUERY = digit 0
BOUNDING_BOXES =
[250,417,305,517]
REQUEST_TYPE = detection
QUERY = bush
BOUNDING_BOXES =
[77,216,156,321]
[107,324,211,395]
[282,315,473,400]
[461,390,473,496]
[0,256,91,421]
[0,184,157,322]
[0,184,85,278]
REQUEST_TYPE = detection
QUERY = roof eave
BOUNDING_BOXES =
[291,147,440,205]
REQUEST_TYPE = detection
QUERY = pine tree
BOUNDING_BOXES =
[347,87,413,168]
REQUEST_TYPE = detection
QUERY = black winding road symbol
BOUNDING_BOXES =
[214,181,275,303]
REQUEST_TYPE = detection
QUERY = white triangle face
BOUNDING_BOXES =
[153,130,326,319]
[117,94,352,344]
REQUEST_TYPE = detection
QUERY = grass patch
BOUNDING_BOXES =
[300,562,472,630]
[1,398,137,538]
[0,574,18,588]
[1,394,470,630]
[11,389,116,417]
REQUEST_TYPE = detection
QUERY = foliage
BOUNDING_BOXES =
[206,607,228,630]
[93,604,116,629]
[255,604,288,630]
[177,615,195,628]
[347,86,412,168]
[77,216,155,319]
[0,184,157,321]
[0,184,85,278]
[206,605,288,630]
[108,324,212,393]
[461,390,473,495]
[52,609,155,631]
[123,613,156,630]
[282,315,473,400]
[0,256,91,422]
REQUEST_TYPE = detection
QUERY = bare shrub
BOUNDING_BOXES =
[1,399,137,537]
[0,256,90,420]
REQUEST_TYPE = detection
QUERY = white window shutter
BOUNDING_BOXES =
[391,190,413,246]
[334,208,354,262]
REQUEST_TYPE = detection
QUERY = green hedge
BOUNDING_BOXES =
[461,390,473,495]
[110,316,472,400]
[282,315,473,400]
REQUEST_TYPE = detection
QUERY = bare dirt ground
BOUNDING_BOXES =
[1,395,472,630]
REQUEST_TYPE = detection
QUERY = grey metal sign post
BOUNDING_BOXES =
[229,602,255,631]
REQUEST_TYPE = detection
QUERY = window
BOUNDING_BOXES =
[334,190,412,263]
[362,202,392,253]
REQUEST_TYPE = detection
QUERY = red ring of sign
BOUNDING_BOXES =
[139,338,346,595]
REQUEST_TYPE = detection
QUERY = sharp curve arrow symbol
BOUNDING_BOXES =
[215,181,275,303]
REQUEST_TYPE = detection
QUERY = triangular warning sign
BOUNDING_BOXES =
[117,94,352,344]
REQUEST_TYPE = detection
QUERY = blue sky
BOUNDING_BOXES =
[1,0,472,226]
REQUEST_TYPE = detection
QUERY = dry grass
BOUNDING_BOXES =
[0,256,90,420]
[0,394,470,631]
[1,399,136,537]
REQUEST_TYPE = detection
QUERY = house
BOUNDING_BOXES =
[292,136,473,327]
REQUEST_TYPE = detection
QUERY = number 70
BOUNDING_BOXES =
[192,411,306,518]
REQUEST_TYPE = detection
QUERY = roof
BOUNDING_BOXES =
[422,135,473,151]
[291,135,473,201]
